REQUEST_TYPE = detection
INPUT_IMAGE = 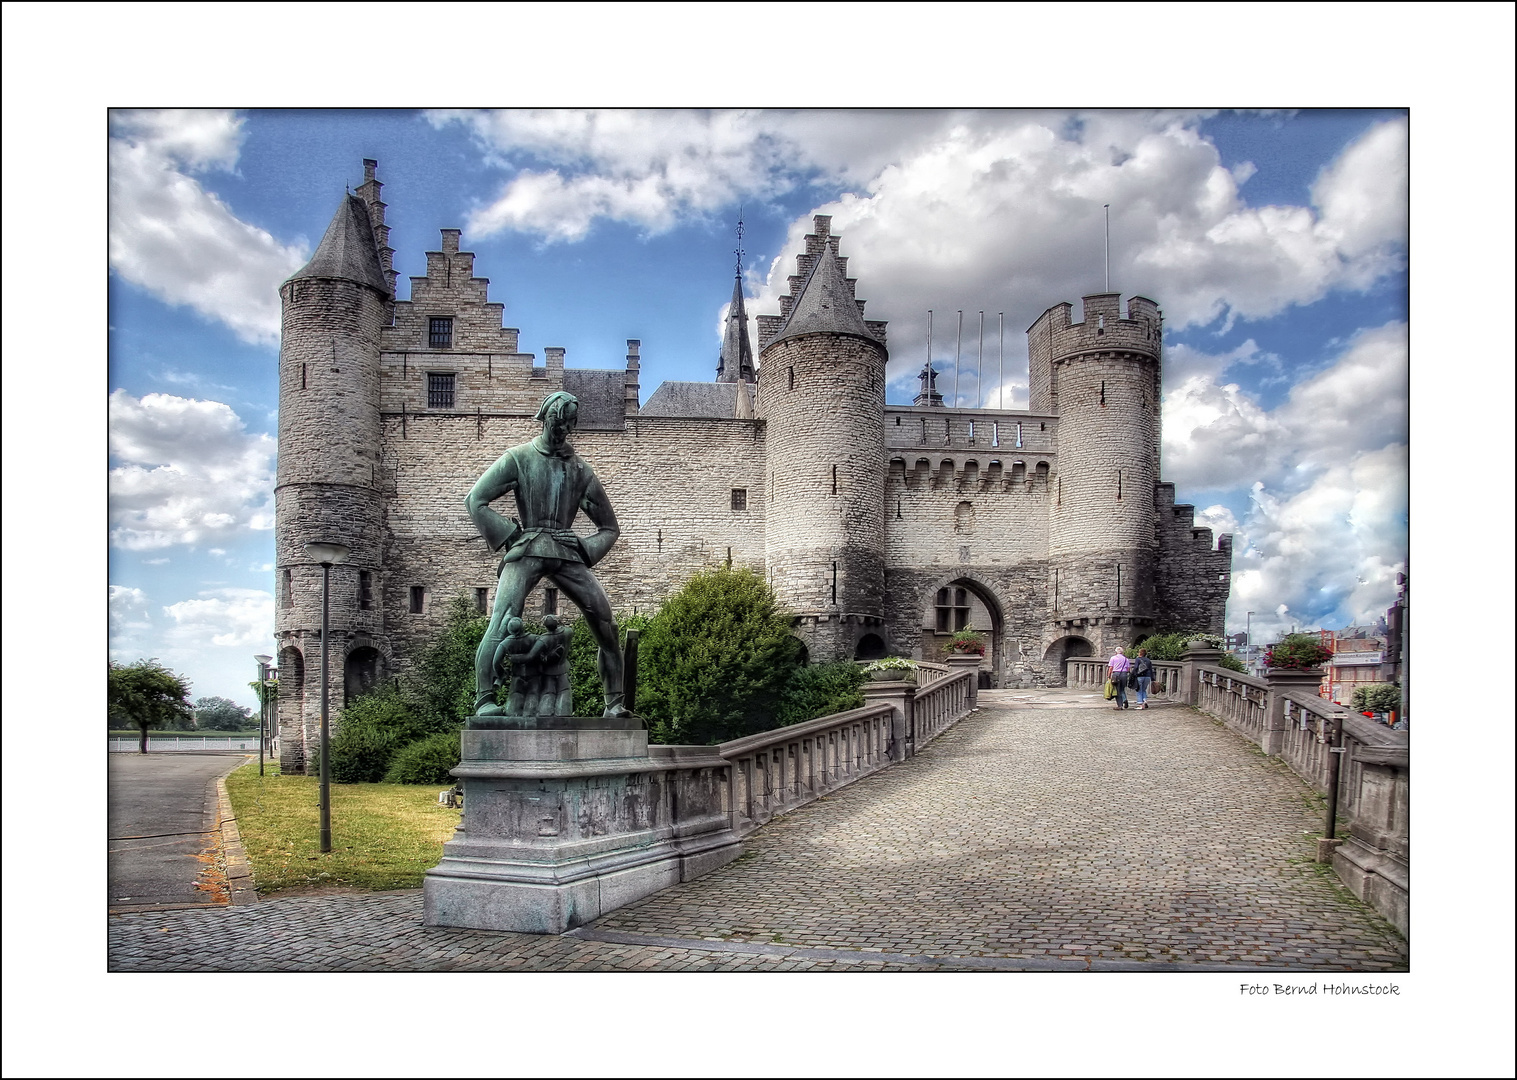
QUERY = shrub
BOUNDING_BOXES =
[410,594,492,729]
[1351,683,1401,713]
[635,567,801,745]
[775,661,867,727]
[1265,633,1333,670]
[569,611,653,716]
[326,718,402,784]
[384,732,463,785]
[1218,652,1249,674]
[1139,631,1223,662]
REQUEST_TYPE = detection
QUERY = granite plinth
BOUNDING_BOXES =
[466,712,645,730]
[423,723,741,934]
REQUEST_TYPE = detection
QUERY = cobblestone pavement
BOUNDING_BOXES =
[108,692,1407,972]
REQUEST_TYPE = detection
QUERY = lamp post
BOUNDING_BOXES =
[305,541,350,854]
[254,653,273,776]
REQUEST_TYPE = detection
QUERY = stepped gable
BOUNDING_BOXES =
[765,217,879,347]
[288,195,387,293]
[717,274,755,382]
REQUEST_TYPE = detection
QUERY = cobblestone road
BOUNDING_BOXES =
[108,691,1407,972]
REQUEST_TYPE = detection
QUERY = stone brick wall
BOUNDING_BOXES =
[275,274,390,772]
[1154,482,1232,633]
[757,330,887,637]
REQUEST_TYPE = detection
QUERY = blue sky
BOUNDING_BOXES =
[103,106,1413,708]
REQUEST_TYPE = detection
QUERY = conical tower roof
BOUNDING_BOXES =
[717,273,755,383]
[287,195,387,293]
[767,237,873,346]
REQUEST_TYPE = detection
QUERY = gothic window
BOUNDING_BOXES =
[409,586,426,614]
[429,317,454,348]
[427,373,455,409]
[935,587,970,633]
[359,571,373,611]
[731,488,747,511]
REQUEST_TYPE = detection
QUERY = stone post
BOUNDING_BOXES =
[946,653,981,710]
[1178,639,1222,707]
[862,679,916,762]
[1263,667,1325,756]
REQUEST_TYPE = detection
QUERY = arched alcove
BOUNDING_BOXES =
[344,645,383,705]
[854,633,887,661]
[1043,635,1094,686]
[920,576,1005,687]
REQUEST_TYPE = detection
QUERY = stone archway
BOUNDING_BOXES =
[277,645,305,772]
[1042,635,1094,686]
[920,576,1005,687]
[854,633,887,661]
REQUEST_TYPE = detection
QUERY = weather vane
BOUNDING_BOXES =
[735,207,744,278]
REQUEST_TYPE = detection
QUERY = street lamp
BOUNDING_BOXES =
[305,541,350,854]
[254,653,273,776]
[1246,611,1255,649]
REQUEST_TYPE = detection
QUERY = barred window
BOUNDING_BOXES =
[935,587,970,633]
[474,587,489,613]
[731,488,747,511]
[427,373,455,409]
[429,317,453,348]
[359,571,373,611]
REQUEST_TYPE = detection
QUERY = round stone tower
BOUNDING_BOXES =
[755,216,889,662]
[1027,293,1163,653]
[274,168,393,773]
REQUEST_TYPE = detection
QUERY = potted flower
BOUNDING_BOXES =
[946,626,986,657]
[1262,633,1333,671]
[864,656,919,684]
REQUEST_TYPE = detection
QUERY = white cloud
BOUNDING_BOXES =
[434,110,1406,405]
[108,109,306,344]
[109,390,276,549]
[163,588,275,649]
[1160,323,1407,638]
[109,585,153,637]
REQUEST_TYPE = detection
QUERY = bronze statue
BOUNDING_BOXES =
[467,392,626,718]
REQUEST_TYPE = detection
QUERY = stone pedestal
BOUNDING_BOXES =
[423,719,741,934]
[945,653,982,709]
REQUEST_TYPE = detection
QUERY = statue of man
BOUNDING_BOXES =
[467,392,628,718]
[538,614,575,716]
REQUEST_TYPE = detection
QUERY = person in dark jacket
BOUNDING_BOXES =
[1132,648,1155,709]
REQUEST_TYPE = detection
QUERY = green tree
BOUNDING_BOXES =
[775,661,866,727]
[1350,683,1401,714]
[108,659,195,753]
[195,695,253,731]
[635,567,802,745]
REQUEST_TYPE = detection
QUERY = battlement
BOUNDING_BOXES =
[1028,293,1162,363]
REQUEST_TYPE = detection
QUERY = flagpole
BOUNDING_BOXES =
[997,312,1004,409]
[976,311,984,409]
[954,310,962,407]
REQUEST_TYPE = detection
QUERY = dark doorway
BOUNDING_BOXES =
[854,633,887,660]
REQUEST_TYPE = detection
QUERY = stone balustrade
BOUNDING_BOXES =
[716,703,897,835]
[1084,640,1409,936]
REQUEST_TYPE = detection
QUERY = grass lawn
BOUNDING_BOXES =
[225,761,460,893]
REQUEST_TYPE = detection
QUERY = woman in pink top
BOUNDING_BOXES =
[1107,647,1132,710]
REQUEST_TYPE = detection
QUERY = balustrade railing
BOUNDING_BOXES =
[717,703,897,834]
[910,668,972,748]
[1196,667,1270,734]
[1063,658,1181,697]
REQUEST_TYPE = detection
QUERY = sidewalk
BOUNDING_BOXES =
[108,691,1407,972]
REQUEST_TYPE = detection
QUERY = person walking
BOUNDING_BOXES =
[1107,646,1132,710]
[1132,648,1155,709]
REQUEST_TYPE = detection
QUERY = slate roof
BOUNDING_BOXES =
[563,368,627,430]
[640,381,746,418]
[288,195,388,293]
[768,239,875,346]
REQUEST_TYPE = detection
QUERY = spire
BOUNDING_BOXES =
[914,362,944,407]
[717,273,755,384]
[767,224,874,347]
[717,212,755,384]
[287,194,387,294]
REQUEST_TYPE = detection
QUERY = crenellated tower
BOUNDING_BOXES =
[274,163,393,773]
[1028,293,1163,650]
[756,216,889,661]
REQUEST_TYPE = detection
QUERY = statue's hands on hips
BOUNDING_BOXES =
[551,529,586,558]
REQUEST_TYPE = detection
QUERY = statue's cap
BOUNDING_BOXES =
[535,391,579,422]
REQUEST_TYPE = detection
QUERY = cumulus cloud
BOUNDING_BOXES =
[163,588,275,649]
[109,109,306,344]
[109,390,276,549]
[1162,323,1407,638]
[434,109,1406,405]
[109,585,153,637]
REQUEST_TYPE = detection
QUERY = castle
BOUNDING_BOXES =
[274,161,1232,772]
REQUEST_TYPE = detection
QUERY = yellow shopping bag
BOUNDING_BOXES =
[1104,678,1116,700]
